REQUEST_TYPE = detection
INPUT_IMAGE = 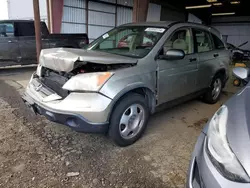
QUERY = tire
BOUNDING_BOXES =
[108,93,149,147]
[233,79,241,87]
[203,75,223,104]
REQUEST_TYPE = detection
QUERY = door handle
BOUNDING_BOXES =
[214,53,219,57]
[8,40,13,43]
[189,58,197,62]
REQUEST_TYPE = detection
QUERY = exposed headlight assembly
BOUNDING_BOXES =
[63,72,113,92]
[36,64,43,77]
[207,105,250,182]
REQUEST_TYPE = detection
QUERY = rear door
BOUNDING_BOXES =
[0,22,20,66]
[16,22,37,64]
[210,33,230,79]
[157,27,198,104]
[193,28,217,90]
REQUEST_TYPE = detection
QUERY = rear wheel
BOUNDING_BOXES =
[203,76,222,104]
[108,93,149,147]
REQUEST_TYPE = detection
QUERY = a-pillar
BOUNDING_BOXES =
[133,0,150,22]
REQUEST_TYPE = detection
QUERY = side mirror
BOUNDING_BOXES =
[159,49,185,60]
[233,67,248,79]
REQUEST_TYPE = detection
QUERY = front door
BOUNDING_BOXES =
[157,28,198,104]
[0,22,20,67]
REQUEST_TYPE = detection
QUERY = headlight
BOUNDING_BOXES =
[207,105,250,182]
[62,72,113,92]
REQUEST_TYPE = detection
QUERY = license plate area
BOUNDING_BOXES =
[31,78,55,97]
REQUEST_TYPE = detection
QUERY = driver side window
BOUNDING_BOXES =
[163,29,193,55]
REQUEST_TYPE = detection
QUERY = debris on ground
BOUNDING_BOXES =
[66,172,80,177]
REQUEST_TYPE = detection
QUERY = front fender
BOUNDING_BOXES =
[99,66,156,100]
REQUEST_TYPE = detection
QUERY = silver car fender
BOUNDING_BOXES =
[100,66,157,119]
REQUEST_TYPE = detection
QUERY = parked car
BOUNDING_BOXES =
[22,21,230,146]
[0,20,89,67]
[186,79,250,188]
[227,42,250,62]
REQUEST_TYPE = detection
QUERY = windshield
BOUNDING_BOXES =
[87,26,166,58]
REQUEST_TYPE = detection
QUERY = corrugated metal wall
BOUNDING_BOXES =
[117,0,133,7]
[61,0,133,41]
[88,1,115,41]
[117,7,132,26]
[61,0,86,33]
[147,3,161,22]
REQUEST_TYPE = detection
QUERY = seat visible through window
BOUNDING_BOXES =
[163,29,193,55]
[194,30,213,53]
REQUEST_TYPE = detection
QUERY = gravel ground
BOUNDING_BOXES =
[0,70,236,188]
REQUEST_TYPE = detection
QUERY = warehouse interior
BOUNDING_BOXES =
[45,0,250,47]
[30,0,250,59]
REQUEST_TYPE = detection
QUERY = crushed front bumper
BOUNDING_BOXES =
[22,76,112,133]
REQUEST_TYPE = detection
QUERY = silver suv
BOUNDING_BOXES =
[22,21,230,146]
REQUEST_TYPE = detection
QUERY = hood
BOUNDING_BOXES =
[39,48,138,72]
[226,86,250,176]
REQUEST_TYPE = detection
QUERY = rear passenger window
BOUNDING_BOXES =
[211,34,225,49]
[193,29,213,53]
[16,22,35,36]
[0,23,14,37]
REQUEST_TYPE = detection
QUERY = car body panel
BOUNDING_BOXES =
[156,53,198,103]
[187,133,250,188]
[39,48,138,72]
[187,85,250,187]
[0,35,20,66]
[226,86,250,176]
[26,76,112,123]
[100,63,157,99]
[196,48,230,89]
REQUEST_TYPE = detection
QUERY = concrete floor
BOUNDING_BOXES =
[0,68,237,188]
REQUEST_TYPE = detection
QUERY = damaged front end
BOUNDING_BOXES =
[36,48,137,98]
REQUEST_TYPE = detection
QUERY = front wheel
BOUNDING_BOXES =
[203,76,222,104]
[108,93,149,147]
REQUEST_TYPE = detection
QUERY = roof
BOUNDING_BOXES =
[120,21,213,28]
[0,19,45,23]
[122,21,178,27]
[120,21,222,37]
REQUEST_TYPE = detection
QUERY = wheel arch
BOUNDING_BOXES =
[212,68,227,87]
[107,85,156,122]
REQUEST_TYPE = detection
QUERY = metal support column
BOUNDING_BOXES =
[33,0,42,63]
[85,0,89,34]
[133,0,149,22]
[46,0,51,33]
